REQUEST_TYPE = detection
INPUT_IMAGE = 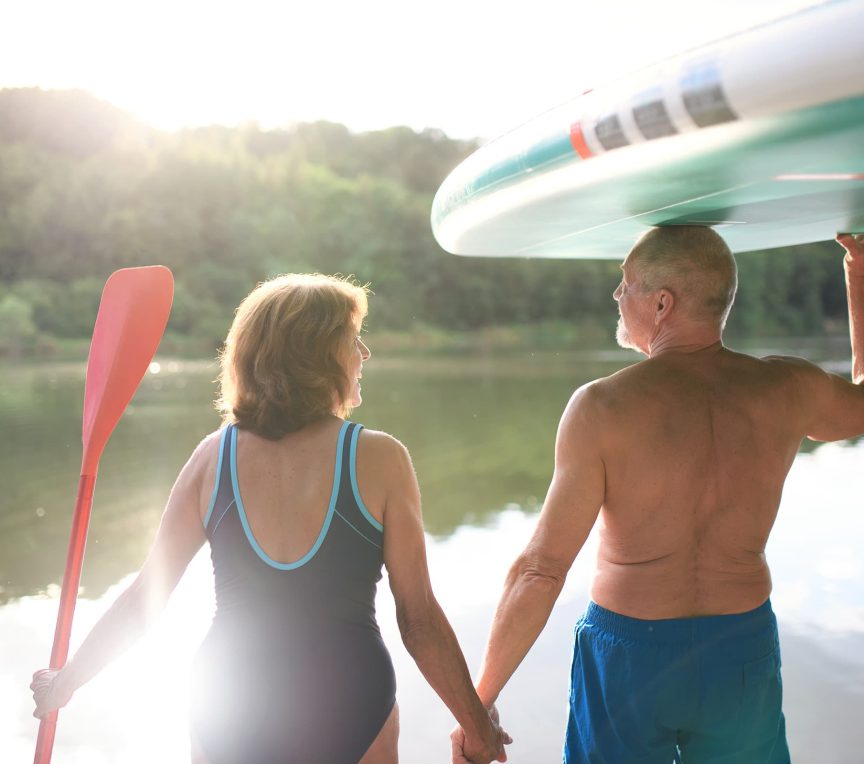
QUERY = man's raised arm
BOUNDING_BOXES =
[839,233,864,383]
[794,234,864,443]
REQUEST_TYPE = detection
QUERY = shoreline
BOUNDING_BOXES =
[0,324,853,364]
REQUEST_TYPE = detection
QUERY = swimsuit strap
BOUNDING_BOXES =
[204,424,235,535]
[333,422,385,547]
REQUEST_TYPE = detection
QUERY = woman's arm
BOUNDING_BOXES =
[32,432,217,718]
[362,431,508,763]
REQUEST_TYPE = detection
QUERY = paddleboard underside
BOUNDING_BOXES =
[433,96,864,259]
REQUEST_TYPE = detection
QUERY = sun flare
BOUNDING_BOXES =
[3,0,824,138]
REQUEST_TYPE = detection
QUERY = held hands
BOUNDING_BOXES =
[31,668,73,719]
[450,704,512,764]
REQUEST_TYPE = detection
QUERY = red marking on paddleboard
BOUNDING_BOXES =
[775,173,864,181]
[569,122,593,159]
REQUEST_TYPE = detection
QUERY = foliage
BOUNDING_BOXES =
[0,292,37,352]
[0,87,851,357]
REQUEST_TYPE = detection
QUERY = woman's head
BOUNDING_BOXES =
[217,273,370,439]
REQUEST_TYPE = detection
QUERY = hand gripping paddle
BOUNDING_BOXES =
[34,265,174,764]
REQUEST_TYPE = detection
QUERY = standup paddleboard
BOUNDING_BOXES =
[432,0,864,258]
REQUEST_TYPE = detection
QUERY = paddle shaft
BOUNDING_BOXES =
[30,265,173,764]
[33,472,97,764]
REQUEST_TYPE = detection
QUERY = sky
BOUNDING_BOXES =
[1,0,823,142]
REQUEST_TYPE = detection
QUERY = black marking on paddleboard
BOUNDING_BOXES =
[595,113,630,151]
[632,87,679,140]
[680,59,738,127]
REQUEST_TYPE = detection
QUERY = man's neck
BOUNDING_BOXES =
[646,324,723,358]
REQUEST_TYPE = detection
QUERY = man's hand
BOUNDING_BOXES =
[450,706,512,764]
[838,233,864,274]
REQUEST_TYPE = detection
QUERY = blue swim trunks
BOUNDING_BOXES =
[565,600,790,763]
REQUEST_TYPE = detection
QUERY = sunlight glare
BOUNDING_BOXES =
[2,0,826,138]
[71,550,215,762]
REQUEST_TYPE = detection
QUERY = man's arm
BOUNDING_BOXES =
[799,234,864,442]
[840,233,864,384]
[474,383,606,707]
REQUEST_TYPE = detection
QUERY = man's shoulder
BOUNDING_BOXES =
[567,365,648,414]
[757,353,822,372]
[585,358,659,396]
[723,350,830,389]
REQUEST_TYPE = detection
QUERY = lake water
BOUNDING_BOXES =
[2,346,863,763]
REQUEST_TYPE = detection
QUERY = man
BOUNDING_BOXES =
[451,228,864,763]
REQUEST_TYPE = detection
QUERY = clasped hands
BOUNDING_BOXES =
[450,703,512,763]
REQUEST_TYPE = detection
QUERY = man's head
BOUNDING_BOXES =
[614,226,738,352]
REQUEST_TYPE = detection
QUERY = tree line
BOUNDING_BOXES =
[0,87,851,356]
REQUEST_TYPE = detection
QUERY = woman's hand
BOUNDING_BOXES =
[31,668,74,719]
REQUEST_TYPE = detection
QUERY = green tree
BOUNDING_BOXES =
[0,292,37,352]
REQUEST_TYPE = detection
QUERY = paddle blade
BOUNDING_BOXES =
[81,266,173,475]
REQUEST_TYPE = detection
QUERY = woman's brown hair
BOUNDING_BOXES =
[216,273,369,439]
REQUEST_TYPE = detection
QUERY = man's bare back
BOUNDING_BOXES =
[589,344,818,618]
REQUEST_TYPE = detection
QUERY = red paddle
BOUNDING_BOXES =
[34,265,174,764]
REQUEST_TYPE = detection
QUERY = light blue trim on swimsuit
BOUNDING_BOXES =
[209,499,235,536]
[230,420,350,570]
[203,427,230,529]
[349,423,384,533]
[334,509,382,549]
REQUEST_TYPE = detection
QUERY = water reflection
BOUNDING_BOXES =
[4,485,864,761]
[1,353,619,602]
[2,353,863,761]
[0,361,220,602]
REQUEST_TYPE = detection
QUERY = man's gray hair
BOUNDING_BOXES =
[629,226,738,328]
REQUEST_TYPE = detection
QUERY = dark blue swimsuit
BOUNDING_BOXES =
[191,421,396,763]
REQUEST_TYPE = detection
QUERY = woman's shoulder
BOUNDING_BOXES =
[354,426,413,471]
[352,426,418,510]
[356,425,407,452]
[181,427,229,482]
[158,428,227,516]
[193,427,228,457]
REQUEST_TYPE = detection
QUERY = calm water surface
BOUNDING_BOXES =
[2,346,863,762]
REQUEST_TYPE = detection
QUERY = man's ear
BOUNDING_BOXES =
[655,289,674,324]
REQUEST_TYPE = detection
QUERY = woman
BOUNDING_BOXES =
[32,273,509,763]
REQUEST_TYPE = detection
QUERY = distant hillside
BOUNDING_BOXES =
[0,88,150,156]
[0,87,850,357]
